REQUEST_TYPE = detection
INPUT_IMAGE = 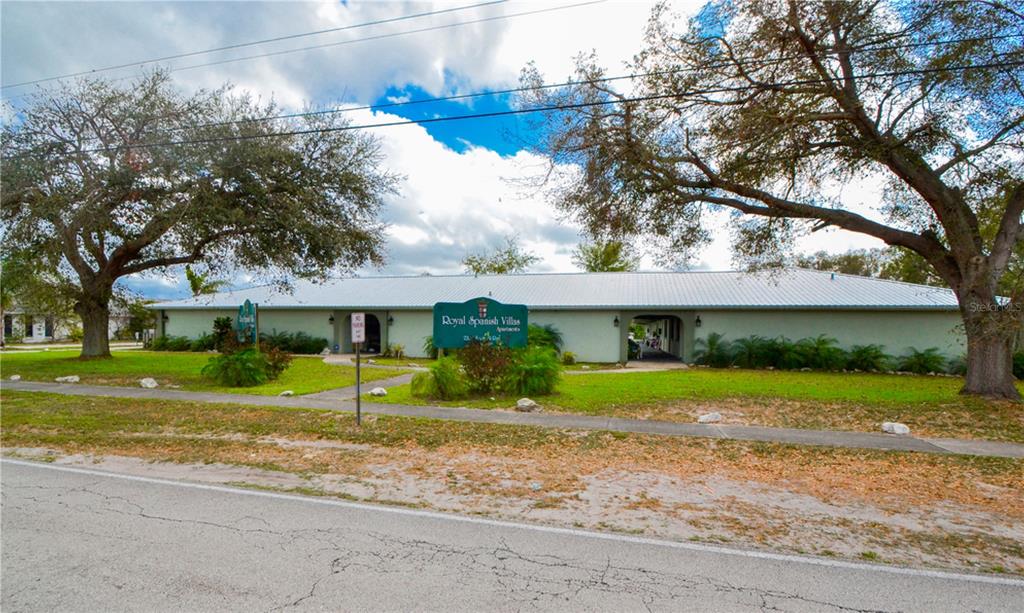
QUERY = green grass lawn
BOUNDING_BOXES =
[372,368,1024,442]
[0,350,408,396]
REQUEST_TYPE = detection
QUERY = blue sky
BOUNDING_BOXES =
[1,1,884,301]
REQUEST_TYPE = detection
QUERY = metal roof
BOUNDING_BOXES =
[150,269,959,311]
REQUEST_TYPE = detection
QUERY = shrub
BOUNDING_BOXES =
[410,372,438,397]
[1013,351,1024,380]
[947,354,967,376]
[504,347,562,395]
[153,335,191,351]
[731,335,769,369]
[190,333,216,352]
[212,317,234,350]
[457,339,513,394]
[258,330,329,354]
[385,343,405,360]
[767,337,805,370]
[264,347,293,380]
[422,335,439,359]
[846,344,891,371]
[527,324,563,353]
[202,348,269,387]
[898,347,946,374]
[562,351,577,365]
[797,335,847,370]
[426,356,468,400]
[694,332,733,368]
[67,326,84,342]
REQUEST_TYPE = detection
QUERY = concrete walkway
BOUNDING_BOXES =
[4,380,1024,459]
[303,374,415,401]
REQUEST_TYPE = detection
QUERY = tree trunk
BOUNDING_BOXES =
[76,295,111,358]
[961,308,1020,400]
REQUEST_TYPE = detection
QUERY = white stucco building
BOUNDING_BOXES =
[148,269,964,363]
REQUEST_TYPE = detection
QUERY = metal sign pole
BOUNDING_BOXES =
[355,341,361,426]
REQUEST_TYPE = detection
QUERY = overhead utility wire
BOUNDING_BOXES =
[45,57,1021,157]
[0,0,509,89]
[160,32,1024,133]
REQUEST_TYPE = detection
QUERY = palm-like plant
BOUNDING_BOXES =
[898,347,946,374]
[847,344,891,371]
[694,332,733,368]
[185,265,227,296]
[731,335,767,368]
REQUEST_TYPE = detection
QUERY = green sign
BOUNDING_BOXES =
[236,299,257,343]
[433,297,528,349]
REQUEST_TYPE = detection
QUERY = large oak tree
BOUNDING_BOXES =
[521,0,1024,398]
[2,72,398,357]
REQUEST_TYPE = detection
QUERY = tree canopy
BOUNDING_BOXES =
[462,235,540,275]
[1,72,399,356]
[572,239,640,272]
[520,0,1023,398]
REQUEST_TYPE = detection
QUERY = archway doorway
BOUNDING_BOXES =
[629,314,683,361]
[364,314,382,354]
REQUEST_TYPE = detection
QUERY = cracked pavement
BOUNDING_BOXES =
[2,460,1021,612]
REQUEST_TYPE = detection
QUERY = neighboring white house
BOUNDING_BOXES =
[148,269,965,363]
[1,305,132,345]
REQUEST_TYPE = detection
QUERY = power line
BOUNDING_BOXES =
[30,57,1019,158]
[52,31,1024,143]
[0,0,606,103]
[0,0,509,90]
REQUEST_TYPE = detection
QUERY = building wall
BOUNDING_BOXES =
[157,306,966,364]
[690,309,965,361]
[532,310,622,363]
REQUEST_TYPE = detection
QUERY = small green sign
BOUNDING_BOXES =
[236,299,257,342]
[433,297,528,349]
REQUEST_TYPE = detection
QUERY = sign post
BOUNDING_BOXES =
[432,297,528,349]
[351,313,366,426]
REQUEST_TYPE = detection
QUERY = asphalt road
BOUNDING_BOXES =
[2,459,1022,612]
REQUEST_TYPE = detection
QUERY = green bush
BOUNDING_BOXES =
[190,333,216,352]
[264,347,293,380]
[694,332,733,367]
[67,326,84,342]
[258,330,328,354]
[946,354,967,376]
[731,335,768,369]
[527,324,563,353]
[1013,352,1024,380]
[562,351,577,365]
[212,317,234,351]
[504,347,562,396]
[384,343,406,360]
[898,347,946,374]
[422,335,439,359]
[410,372,439,398]
[457,339,513,393]
[429,356,468,400]
[846,344,891,371]
[152,335,192,351]
[797,335,847,370]
[202,348,270,387]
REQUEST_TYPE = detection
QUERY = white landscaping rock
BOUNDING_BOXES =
[881,421,911,435]
[367,359,377,365]
[580,365,591,370]
[516,398,539,412]
[369,387,388,397]
[279,390,294,397]
[9,374,21,381]
[139,377,159,389]
[55,375,80,383]
[697,412,722,424]
[320,348,330,356]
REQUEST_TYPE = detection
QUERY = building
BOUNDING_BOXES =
[148,269,964,363]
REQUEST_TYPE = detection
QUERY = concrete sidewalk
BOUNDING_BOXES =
[4,379,1024,459]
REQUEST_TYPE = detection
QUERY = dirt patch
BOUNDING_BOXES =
[8,436,1023,576]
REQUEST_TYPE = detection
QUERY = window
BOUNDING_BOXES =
[45,317,54,337]
[3,315,11,336]
[24,315,34,337]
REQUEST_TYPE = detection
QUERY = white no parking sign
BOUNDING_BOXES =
[351,312,366,344]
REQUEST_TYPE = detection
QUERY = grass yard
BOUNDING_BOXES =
[374,368,1024,442]
[3,389,1022,575]
[0,350,408,396]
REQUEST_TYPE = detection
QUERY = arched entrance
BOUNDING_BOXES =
[364,313,382,354]
[629,314,683,361]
